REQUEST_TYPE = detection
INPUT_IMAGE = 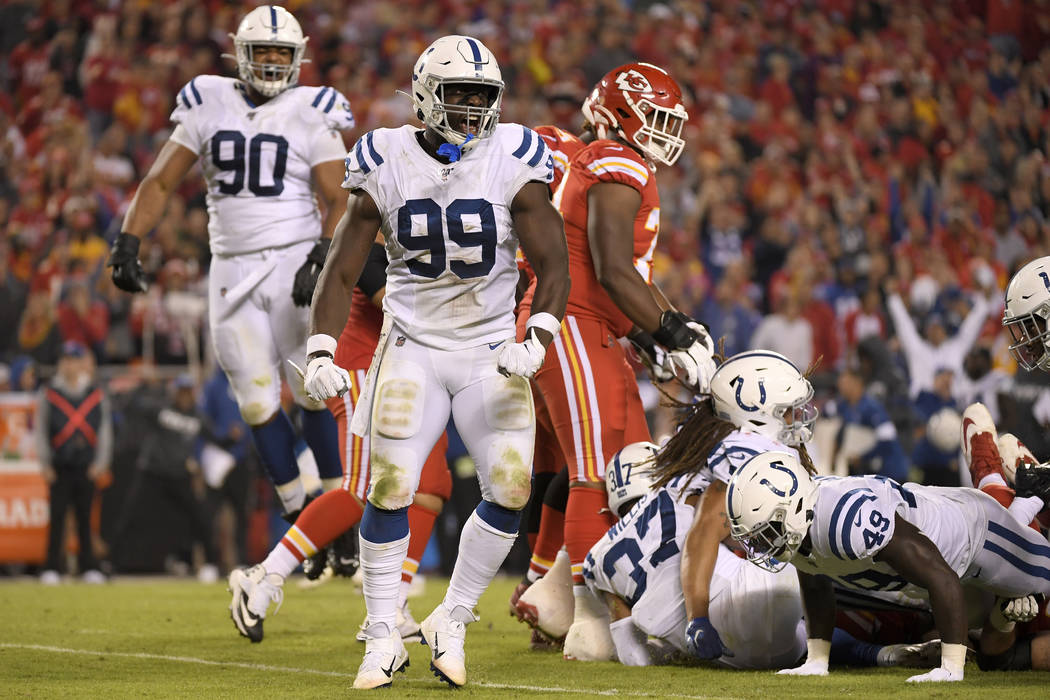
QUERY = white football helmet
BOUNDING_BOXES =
[605,442,659,517]
[410,35,504,150]
[726,451,817,572]
[710,350,817,446]
[230,5,307,97]
[1003,256,1050,372]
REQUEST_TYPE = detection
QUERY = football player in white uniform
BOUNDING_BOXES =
[588,441,934,670]
[108,6,353,518]
[727,450,1050,683]
[301,35,570,689]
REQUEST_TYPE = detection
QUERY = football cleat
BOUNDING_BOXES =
[328,527,359,578]
[356,604,422,644]
[562,586,616,662]
[419,604,477,688]
[228,565,284,643]
[301,547,328,581]
[961,403,1004,486]
[879,639,942,668]
[509,578,530,616]
[353,624,409,690]
[514,549,574,641]
[998,433,1040,486]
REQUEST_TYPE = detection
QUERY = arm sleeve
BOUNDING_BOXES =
[318,88,356,132]
[356,242,388,298]
[885,293,926,358]
[95,391,113,468]
[168,78,206,153]
[341,131,381,195]
[35,390,51,466]
[831,490,895,560]
[307,127,350,167]
[504,126,555,205]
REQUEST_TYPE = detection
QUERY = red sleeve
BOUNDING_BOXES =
[573,141,652,195]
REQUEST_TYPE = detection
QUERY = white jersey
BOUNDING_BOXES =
[791,475,986,599]
[665,430,799,499]
[169,75,354,255]
[341,124,554,349]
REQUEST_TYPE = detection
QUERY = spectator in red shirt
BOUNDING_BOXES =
[58,280,109,360]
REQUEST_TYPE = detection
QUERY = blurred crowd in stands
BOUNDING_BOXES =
[2,0,1050,509]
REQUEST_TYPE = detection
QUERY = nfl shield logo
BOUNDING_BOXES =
[395,336,406,347]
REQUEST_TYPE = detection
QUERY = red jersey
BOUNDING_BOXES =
[516,125,585,276]
[335,286,383,371]
[551,139,660,337]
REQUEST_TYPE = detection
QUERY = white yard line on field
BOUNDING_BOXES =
[0,642,738,699]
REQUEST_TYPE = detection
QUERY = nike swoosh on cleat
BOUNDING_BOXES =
[433,635,445,659]
[488,341,504,350]
[382,659,397,677]
[239,595,260,626]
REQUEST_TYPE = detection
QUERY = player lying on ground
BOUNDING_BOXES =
[585,441,938,669]
[726,450,1050,683]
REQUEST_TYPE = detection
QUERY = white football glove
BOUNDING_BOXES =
[905,667,963,683]
[303,355,350,400]
[668,323,717,394]
[777,661,829,677]
[497,331,546,379]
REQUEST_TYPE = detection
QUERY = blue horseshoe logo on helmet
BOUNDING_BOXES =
[759,459,799,498]
[730,375,766,412]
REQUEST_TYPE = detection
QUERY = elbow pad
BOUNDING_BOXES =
[356,242,388,298]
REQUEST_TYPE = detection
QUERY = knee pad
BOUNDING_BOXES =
[483,437,533,510]
[976,637,1032,671]
[373,360,425,439]
[367,445,419,510]
[483,373,533,431]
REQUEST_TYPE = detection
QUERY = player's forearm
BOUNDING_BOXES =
[598,265,664,333]
[924,571,968,645]
[318,195,348,241]
[527,255,570,335]
[122,176,173,238]
[798,571,835,640]
[680,528,720,618]
[309,213,369,340]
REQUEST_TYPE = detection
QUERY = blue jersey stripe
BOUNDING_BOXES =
[354,140,371,174]
[179,88,191,110]
[840,494,877,559]
[828,487,871,559]
[512,126,533,160]
[988,520,1050,558]
[189,78,202,105]
[365,132,383,165]
[526,136,546,167]
[983,540,1050,581]
[464,37,483,70]
[323,89,337,113]
[311,86,330,108]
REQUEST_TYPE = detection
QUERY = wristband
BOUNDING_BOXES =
[805,638,831,667]
[306,333,338,358]
[940,642,967,674]
[526,312,562,339]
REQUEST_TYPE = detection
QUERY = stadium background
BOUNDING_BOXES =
[1,0,1049,578]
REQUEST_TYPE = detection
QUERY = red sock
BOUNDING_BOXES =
[285,488,364,557]
[528,504,565,580]
[564,486,615,584]
[403,501,440,586]
[980,483,1015,510]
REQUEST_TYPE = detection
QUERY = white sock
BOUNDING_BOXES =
[573,583,609,620]
[321,476,343,492]
[443,511,517,612]
[978,473,1008,490]
[398,577,411,610]
[609,617,651,666]
[360,533,410,632]
[1008,495,1045,527]
[275,478,306,514]
[261,540,303,579]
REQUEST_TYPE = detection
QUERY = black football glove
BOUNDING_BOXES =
[107,232,148,293]
[1015,462,1050,506]
[291,238,331,307]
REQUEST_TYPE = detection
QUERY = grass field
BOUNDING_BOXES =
[2,575,1048,698]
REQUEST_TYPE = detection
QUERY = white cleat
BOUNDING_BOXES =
[356,603,422,643]
[227,565,284,643]
[998,433,1039,486]
[353,624,409,690]
[563,585,616,661]
[419,604,477,687]
[514,549,574,641]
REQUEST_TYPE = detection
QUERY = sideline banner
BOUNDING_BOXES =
[0,393,48,564]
